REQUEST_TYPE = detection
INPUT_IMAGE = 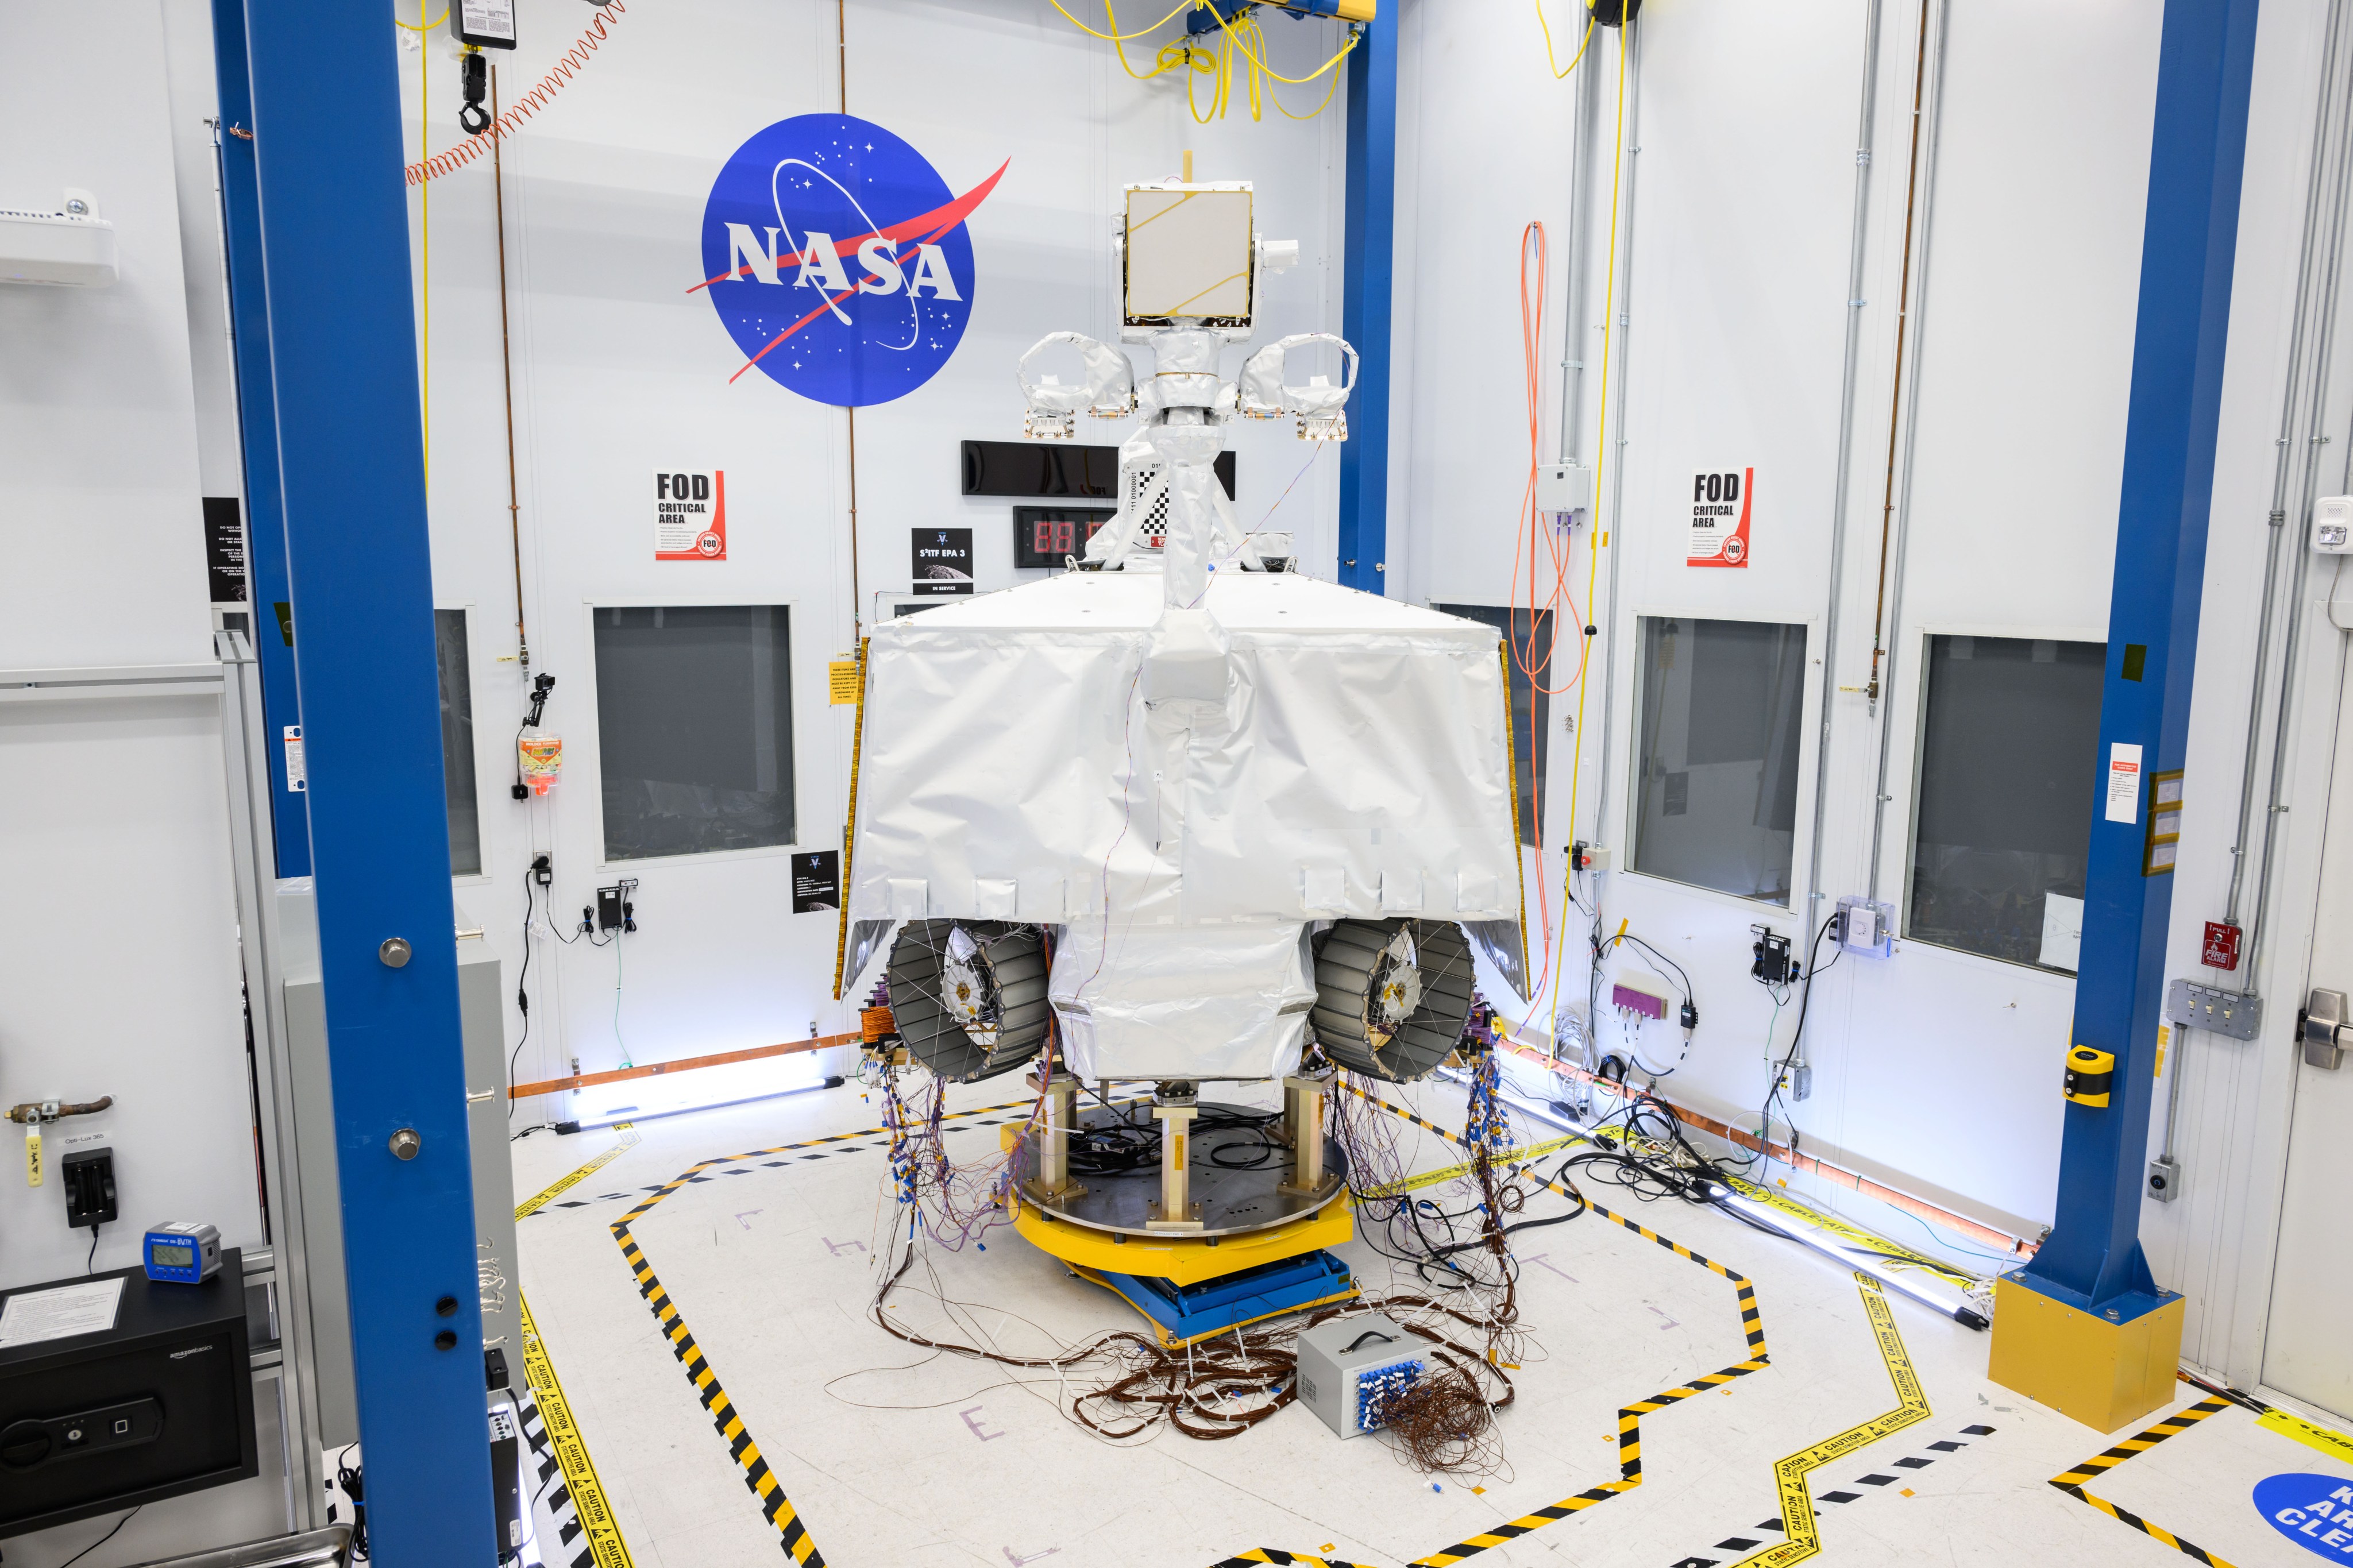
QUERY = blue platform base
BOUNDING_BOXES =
[1074,1249,1357,1347]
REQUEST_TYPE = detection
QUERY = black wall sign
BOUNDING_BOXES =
[960,440,1233,501]
[791,850,841,914]
[911,528,974,596]
[203,497,248,605]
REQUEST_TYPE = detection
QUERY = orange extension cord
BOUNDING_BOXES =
[1507,220,1592,1005]
[406,1,629,184]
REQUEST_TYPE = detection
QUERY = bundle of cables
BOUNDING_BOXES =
[842,1049,1554,1474]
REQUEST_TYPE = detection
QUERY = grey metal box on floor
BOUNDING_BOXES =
[1294,1314,1426,1439]
[277,887,518,1446]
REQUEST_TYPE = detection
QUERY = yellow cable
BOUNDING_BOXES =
[1270,21,1348,118]
[1066,1,1351,122]
[1201,5,1357,86]
[1536,2,1596,80]
[416,1,433,490]
[1109,0,1192,79]
[1050,0,1193,41]
[1545,16,1630,1040]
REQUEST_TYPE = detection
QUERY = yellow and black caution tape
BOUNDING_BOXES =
[1208,1087,1779,1568]
[515,1121,639,1219]
[605,1094,1035,1566]
[1725,1275,1930,1567]
[1353,1133,1581,1199]
[511,1123,643,1568]
[611,1219,823,1565]
[519,1295,633,1568]
[1717,1172,1980,1289]
[2261,1405,2353,1467]
[2050,1396,2240,1566]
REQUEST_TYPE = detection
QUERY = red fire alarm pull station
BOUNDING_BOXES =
[2202,920,2242,971]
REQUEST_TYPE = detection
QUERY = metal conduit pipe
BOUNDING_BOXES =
[1557,17,1603,468]
[1864,0,1954,903]
[2155,1,2353,1172]
[1802,0,1892,918]
[489,65,529,675]
[1590,17,1644,855]
[2224,0,2353,980]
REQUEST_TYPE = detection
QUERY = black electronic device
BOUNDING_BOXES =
[596,880,638,934]
[452,0,518,50]
[961,439,1235,500]
[62,1148,115,1230]
[1750,926,1794,988]
[1013,506,1115,569]
[0,1250,259,1537]
[488,1398,524,1560]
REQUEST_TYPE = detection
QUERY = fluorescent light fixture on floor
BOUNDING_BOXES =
[564,1055,842,1132]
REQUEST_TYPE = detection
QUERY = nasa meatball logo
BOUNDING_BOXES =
[696,114,1007,407]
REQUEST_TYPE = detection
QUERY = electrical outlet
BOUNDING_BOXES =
[531,853,553,887]
[63,1147,115,1229]
[2147,1155,2180,1203]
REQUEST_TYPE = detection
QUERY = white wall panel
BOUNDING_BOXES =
[0,6,289,1557]
[400,0,1348,1113]
[0,0,214,669]
[1392,0,2173,1254]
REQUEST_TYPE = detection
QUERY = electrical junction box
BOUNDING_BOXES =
[1536,464,1594,517]
[1610,970,1671,1022]
[0,193,117,288]
[2315,495,2353,553]
[1295,1314,1425,1439]
[1837,896,1896,957]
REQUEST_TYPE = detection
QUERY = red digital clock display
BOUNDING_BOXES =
[1013,507,1114,569]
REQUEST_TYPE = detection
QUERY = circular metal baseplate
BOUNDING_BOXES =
[1024,1103,1350,1239]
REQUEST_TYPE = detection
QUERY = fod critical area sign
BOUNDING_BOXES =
[1689,467,1753,567]
[655,470,726,561]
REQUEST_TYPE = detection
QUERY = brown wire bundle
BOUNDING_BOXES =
[1377,1358,1505,1476]
[854,1053,1555,1472]
[1073,1333,1299,1439]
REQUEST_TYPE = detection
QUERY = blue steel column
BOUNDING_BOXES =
[234,3,497,1561]
[207,0,309,879]
[2016,0,2259,1314]
[1338,14,1396,595]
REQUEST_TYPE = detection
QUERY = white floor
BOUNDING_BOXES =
[509,1076,2353,1568]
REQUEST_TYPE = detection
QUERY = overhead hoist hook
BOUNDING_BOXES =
[459,45,492,136]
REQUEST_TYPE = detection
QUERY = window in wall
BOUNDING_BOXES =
[1434,604,1552,846]
[594,605,796,862]
[1630,616,1806,903]
[1908,634,2104,971]
[434,609,482,876]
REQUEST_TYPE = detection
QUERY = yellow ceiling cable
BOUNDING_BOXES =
[395,5,449,488]
[1063,1,1357,122]
[1536,0,1597,80]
